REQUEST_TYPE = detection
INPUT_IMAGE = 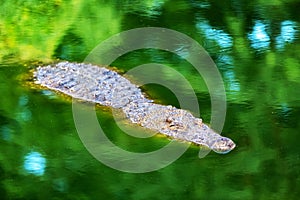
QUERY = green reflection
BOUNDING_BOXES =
[1,0,300,199]
[0,0,120,62]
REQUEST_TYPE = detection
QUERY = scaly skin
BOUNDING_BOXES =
[123,102,235,153]
[34,61,236,154]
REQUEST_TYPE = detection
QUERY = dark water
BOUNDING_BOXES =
[1,0,300,199]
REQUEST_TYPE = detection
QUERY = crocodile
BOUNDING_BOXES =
[34,61,236,154]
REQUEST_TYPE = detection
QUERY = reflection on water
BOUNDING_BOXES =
[0,126,12,141]
[52,178,68,193]
[223,70,240,93]
[122,0,164,18]
[248,20,299,51]
[248,20,270,50]
[273,103,294,127]
[173,45,191,59]
[41,90,58,99]
[16,95,32,122]
[0,0,300,199]
[217,54,233,67]
[24,151,46,176]
[276,20,298,50]
[196,19,233,49]
[0,111,20,142]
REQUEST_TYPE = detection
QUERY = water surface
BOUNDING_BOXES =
[1,0,300,199]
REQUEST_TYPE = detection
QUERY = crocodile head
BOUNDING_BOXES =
[210,137,236,154]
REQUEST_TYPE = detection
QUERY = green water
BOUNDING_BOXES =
[1,0,300,199]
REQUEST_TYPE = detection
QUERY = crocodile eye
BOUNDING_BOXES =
[165,117,172,123]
